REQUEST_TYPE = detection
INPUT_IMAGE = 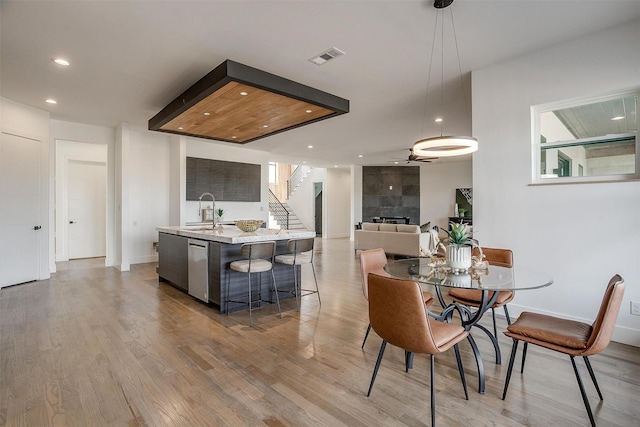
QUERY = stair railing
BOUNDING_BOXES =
[287,165,311,198]
[268,189,290,229]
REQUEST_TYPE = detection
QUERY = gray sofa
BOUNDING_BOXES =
[354,222,438,257]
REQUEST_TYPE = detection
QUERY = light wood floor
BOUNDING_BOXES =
[1,238,639,426]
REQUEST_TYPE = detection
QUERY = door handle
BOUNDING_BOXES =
[69,221,76,224]
[33,226,41,230]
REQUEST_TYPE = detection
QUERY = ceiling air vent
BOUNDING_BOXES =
[308,47,345,66]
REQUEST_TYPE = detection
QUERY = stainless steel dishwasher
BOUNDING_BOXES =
[188,239,209,302]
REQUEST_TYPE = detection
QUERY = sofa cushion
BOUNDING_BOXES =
[379,223,397,232]
[361,222,379,231]
[397,224,420,233]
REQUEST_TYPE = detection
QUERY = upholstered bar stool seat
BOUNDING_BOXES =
[230,258,273,273]
[227,241,282,327]
[274,237,320,311]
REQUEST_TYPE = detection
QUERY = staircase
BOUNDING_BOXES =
[268,189,307,230]
[277,202,306,230]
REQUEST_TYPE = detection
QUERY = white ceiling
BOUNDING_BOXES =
[2,0,639,167]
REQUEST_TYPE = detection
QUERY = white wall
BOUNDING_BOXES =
[351,165,363,240]
[325,168,351,238]
[472,20,640,346]
[419,161,472,230]
[129,129,171,264]
[287,167,326,231]
[0,97,51,280]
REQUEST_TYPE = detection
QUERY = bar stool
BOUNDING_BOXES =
[275,237,320,311]
[226,241,281,327]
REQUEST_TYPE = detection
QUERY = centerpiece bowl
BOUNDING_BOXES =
[235,219,263,232]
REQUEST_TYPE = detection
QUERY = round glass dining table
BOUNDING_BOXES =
[384,257,553,394]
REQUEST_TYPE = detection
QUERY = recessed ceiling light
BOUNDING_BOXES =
[358,154,363,158]
[178,127,184,130]
[611,116,625,121]
[45,99,57,104]
[334,165,338,168]
[262,124,269,128]
[305,109,313,113]
[53,58,69,66]
[240,91,248,96]
[394,161,399,165]
[203,112,211,116]
[435,118,443,123]
[308,145,313,149]
[303,161,307,164]
[232,136,237,139]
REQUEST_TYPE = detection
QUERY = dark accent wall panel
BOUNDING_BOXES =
[186,157,261,201]
[362,166,420,224]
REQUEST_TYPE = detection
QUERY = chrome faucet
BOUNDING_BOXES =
[198,192,216,228]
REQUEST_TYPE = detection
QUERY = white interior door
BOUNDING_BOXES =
[0,132,42,287]
[67,160,106,259]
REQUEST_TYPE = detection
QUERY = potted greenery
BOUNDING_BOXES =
[215,208,224,222]
[441,222,477,270]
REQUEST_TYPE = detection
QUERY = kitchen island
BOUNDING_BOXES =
[156,225,316,313]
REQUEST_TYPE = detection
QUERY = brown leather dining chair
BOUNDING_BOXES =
[448,247,514,362]
[359,248,434,348]
[366,273,468,427]
[502,274,625,427]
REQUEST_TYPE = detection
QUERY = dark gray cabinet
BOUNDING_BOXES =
[186,157,261,201]
[158,233,189,291]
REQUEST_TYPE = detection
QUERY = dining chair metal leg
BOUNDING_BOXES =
[430,354,436,427]
[571,355,596,427]
[502,339,519,400]
[583,356,604,400]
[361,324,372,348]
[453,343,468,400]
[521,342,528,373]
[367,340,387,397]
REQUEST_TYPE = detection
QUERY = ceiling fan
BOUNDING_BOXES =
[389,148,438,164]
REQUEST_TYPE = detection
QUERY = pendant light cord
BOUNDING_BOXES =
[449,6,470,129]
[421,11,440,139]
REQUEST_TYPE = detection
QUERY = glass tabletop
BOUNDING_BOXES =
[384,258,553,291]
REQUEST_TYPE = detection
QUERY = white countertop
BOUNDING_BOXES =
[157,224,316,244]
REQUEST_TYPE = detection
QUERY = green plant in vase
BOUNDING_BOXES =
[216,208,224,218]
[442,222,477,270]
[442,222,477,247]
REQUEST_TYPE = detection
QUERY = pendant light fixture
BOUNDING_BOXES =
[412,0,478,158]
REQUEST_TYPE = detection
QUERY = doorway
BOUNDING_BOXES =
[67,160,106,259]
[314,182,323,237]
[55,140,108,263]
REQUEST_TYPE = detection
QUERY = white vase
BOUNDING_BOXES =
[446,245,472,270]
[447,273,471,288]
